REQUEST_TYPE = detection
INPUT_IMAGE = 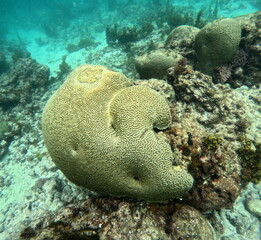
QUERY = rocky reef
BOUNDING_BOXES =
[0,9,260,240]
[20,198,217,240]
[0,58,49,157]
[0,58,50,107]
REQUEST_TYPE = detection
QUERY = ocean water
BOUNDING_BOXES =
[0,0,260,239]
[0,0,259,74]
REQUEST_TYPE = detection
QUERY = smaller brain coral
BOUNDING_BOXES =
[195,18,241,75]
[135,50,183,79]
[42,65,193,202]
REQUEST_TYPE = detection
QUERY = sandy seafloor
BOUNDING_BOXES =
[0,0,260,239]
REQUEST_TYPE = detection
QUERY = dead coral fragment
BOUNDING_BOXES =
[20,198,217,240]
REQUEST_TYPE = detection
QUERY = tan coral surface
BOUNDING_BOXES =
[42,65,193,202]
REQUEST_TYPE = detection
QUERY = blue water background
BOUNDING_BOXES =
[0,0,259,79]
[0,0,259,45]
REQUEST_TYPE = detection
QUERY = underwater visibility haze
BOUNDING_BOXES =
[0,0,260,239]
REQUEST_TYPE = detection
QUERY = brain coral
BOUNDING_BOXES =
[135,50,183,79]
[42,65,193,202]
[195,18,241,75]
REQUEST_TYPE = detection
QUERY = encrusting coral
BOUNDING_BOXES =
[42,65,193,202]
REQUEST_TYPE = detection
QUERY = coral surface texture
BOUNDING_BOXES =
[42,65,193,202]
[195,18,241,75]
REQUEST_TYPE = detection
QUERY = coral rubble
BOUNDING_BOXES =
[0,58,49,107]
[20,198,217,240]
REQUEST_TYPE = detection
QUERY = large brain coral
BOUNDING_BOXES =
[42,65,193,202]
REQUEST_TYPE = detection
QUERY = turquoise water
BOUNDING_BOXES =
[0,0,259,73]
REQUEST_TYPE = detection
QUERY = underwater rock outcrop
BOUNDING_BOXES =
[165,25,200,58]
[0,120,20,157]
[235,10,261,87]
[0,58,49,107]
[42,65,193,202]
[20,198,217,240]
[164,63,257,210]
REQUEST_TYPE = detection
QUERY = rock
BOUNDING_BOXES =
[164,121,242,211]
[0,120,20,157]
[165,25,200,58]
[213,182,261,239]
[234,10,261,87]
[0,58,50,106]
[170,204,217,240]
[246,199,261,218]
[20,198,217,240]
